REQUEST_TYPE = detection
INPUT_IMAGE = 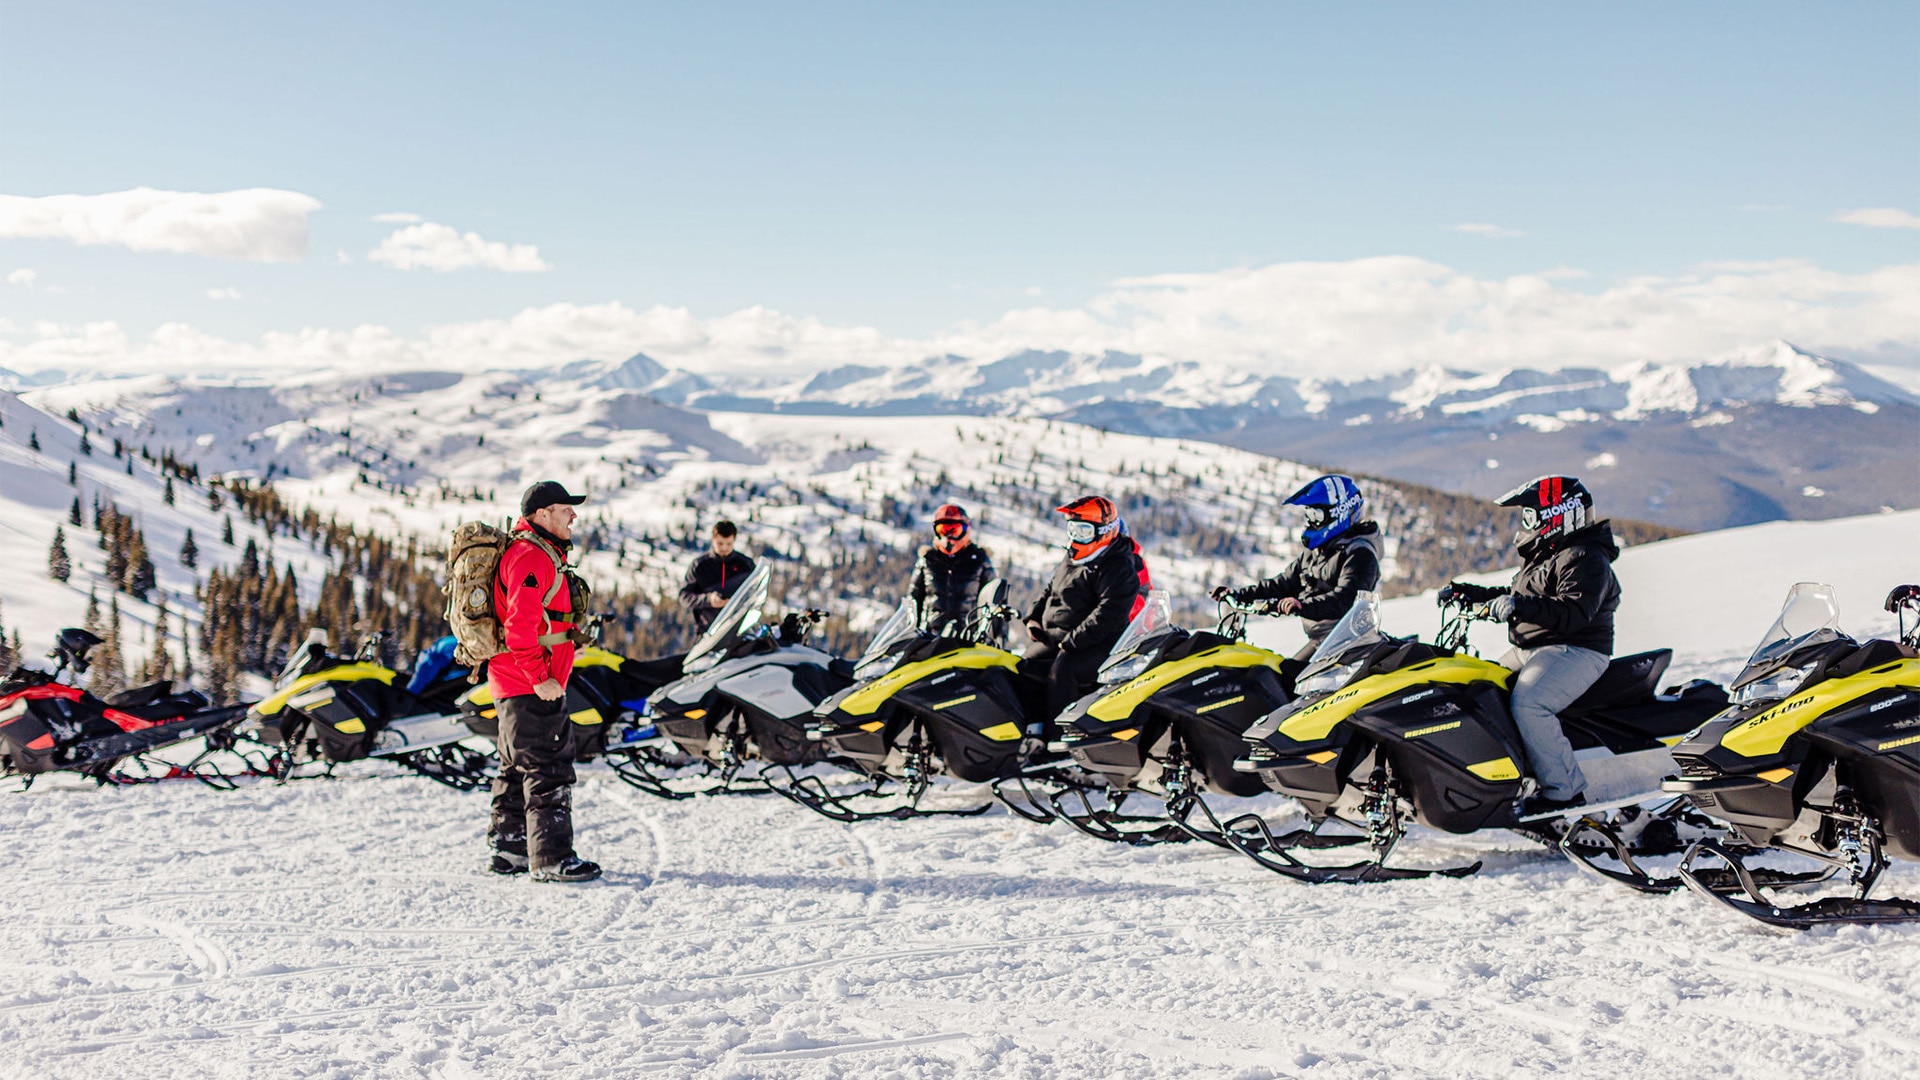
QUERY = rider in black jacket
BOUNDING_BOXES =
[1022,496,1144,716]
[679,521,755,635]
[909,504,996,637]
[1443,475,1621,815]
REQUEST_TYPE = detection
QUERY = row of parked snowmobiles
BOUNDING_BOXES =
[6,563,1919,931]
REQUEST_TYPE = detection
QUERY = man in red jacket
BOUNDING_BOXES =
[488,480,601,883]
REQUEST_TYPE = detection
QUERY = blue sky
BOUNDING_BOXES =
[0,2,1915,377]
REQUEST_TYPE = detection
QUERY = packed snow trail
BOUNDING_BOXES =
[4,759,1920,1079]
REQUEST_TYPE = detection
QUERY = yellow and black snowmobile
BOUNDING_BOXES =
[778,580,1060,821]
[612,564,855,800]
[1216,591,1728,883]
[244,629,493,790]
[454,639,683,769]
[1624,582,1920,929]
[1003,590,1289,845]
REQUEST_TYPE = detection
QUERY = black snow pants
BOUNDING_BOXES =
[1019,646,1107,720]
[489,693,577,870]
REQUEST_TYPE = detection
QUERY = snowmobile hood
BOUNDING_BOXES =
[1710,657,1920,759]
[1272,655,1511,745]
[250,662,396,717]
[1086,643,1283,723]
[826,644,1019,718]
[658,645,838,707]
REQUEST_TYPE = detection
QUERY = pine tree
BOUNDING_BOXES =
[0,600,11,673]
[83,589,100,635]
[179,528,198,569]
[124,457,133,475]
[91,598,127,699]
[222,514,235,545]
[28,430,39,452]
[47,526,71,582]
[124,530,155,600]
[140,597,175,683]
[79,432,91,456]
[68,496,82,527]
[67,460,77,484]
[163,476,175,505]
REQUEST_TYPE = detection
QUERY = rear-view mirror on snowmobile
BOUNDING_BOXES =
[1891,584,1920,649]
[48,628,103,679]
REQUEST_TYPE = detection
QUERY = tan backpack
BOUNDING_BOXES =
[443,522,572,669]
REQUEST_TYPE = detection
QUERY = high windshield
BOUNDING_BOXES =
[1740,582,1846,677]
[684,562,772,669]
[1297,590,1383,680]
[855,599,920,679]
[1102,590,1174,670]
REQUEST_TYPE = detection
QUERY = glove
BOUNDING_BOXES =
[1474,596,1515,622]
[1440,581,1497,606]
[1208,585,1231,602]
[1275,597,1303,615]
[1887,584,1920,613]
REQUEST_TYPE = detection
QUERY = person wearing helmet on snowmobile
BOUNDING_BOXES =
[1441,475,1621,817]
[488,480,602,884]
[909,504,996,637]
[680,520,755,635]
[1209,474,1381,691]
[1022,495,1146,717]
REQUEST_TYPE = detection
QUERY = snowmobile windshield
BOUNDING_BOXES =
[274,632,331,689]
[1297,591,1383,682]
[1732,582,1849,696]
[683,563,772,674]
[1098,590,1176,684]
[854,599,920,681]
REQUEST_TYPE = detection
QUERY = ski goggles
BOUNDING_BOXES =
[1519,507,1543,529]
[1064,520,1104,544]
[1301,505,1334,529]
[934,521,968,539]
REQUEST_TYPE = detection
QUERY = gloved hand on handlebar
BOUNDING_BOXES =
[1208,585,1234,602]
[1887,584,1920,612]
[1472,596,1515,623]
[1273,597,1302,615]
[1439,581,1500,607]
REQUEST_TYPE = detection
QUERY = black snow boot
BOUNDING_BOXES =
[532,857,602,883]
[489,851,530,876]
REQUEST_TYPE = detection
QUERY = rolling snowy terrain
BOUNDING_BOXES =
[2,509,1917,1079]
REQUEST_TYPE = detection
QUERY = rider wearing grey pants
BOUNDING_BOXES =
[1499,644,1610,800]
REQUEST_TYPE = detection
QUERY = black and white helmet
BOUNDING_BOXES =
[1497,475,1594,548]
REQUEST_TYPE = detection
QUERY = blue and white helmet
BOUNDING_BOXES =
[1285,474,1364,550]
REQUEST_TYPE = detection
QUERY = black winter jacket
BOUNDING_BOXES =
[1231,522,1383,649]
[680,550,756,633]
[910,543,996,637]
[1025,538,1144,655]
[1487,522,1621,654]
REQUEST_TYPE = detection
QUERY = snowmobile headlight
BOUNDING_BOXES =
[1731,661,1820,706]
[1293,659,1365,698]
[1098,653,1154,685]
[853,652,904,683]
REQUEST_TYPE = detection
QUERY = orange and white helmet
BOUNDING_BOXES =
[1056,495,1124,565]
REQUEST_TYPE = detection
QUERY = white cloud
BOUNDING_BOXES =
[206,287,242,301]
[367,221,549,273]
[1832,207,1920,230]
[371,211,423,223]
[1446,222,1526,238]
[3,257,1917,382]
[6,268,35,287]
[0,187,321,261]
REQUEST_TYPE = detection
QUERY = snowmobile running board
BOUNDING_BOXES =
[605,746,775,801]
[767,766,992,823]
[1515,789,1675,823]
[1678,839,1920,930]
[1557,814,1835,896]
[383,743,496,791]
[1170,793,1476,885]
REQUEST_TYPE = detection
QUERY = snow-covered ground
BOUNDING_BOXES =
[4,508,1919,1078]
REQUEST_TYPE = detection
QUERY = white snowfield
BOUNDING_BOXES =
[5,510,1920,1078]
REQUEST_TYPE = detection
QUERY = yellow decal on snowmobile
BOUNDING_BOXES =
[1722,659,1920,758]
[1195,695,1246,715]
[570,708,602,726]
[836,646,1020,717]
[979,722,1022,741]
[1277,656,1511,743]
[1306,750,1338,764]
[250,664,397,717]
[1088,644,1283,723]
[334,718,367,734]
[685,709,707,720]
[859,721,885,732]
[1403,720,1462,739]
[1879,734,1920,752]
[1112,728,1140,741]
[1757,767,1795,782]
[573,647,627,670]
[1466,757,1520,781]
[931,694,978,710]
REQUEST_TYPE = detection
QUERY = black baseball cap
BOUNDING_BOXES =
[521,480,586,517]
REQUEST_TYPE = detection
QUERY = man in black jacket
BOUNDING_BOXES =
[1444,475,1620,815]
[909,503,996,637]
[679,521,755,634]
[1211,474,1381,688]
[1022,495,1144,716]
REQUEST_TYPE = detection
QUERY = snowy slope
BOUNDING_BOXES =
[2,509,1918,1078]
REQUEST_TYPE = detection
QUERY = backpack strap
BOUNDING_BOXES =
[509,530,575,648]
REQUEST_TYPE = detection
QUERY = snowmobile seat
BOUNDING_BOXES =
[1566,650,1671,714]
[104,681,212,719]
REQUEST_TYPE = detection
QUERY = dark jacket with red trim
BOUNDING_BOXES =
[488,520,577,700]
[1025,536,1145,655]
[680,550,757,634]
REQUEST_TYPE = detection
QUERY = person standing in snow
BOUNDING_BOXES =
[680,520,755,635]
[908,504,996,637]
[1021,495,1145,717]
[1442,475,1621,818]
[1210,474,1382,690]
[488,481,601,883]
